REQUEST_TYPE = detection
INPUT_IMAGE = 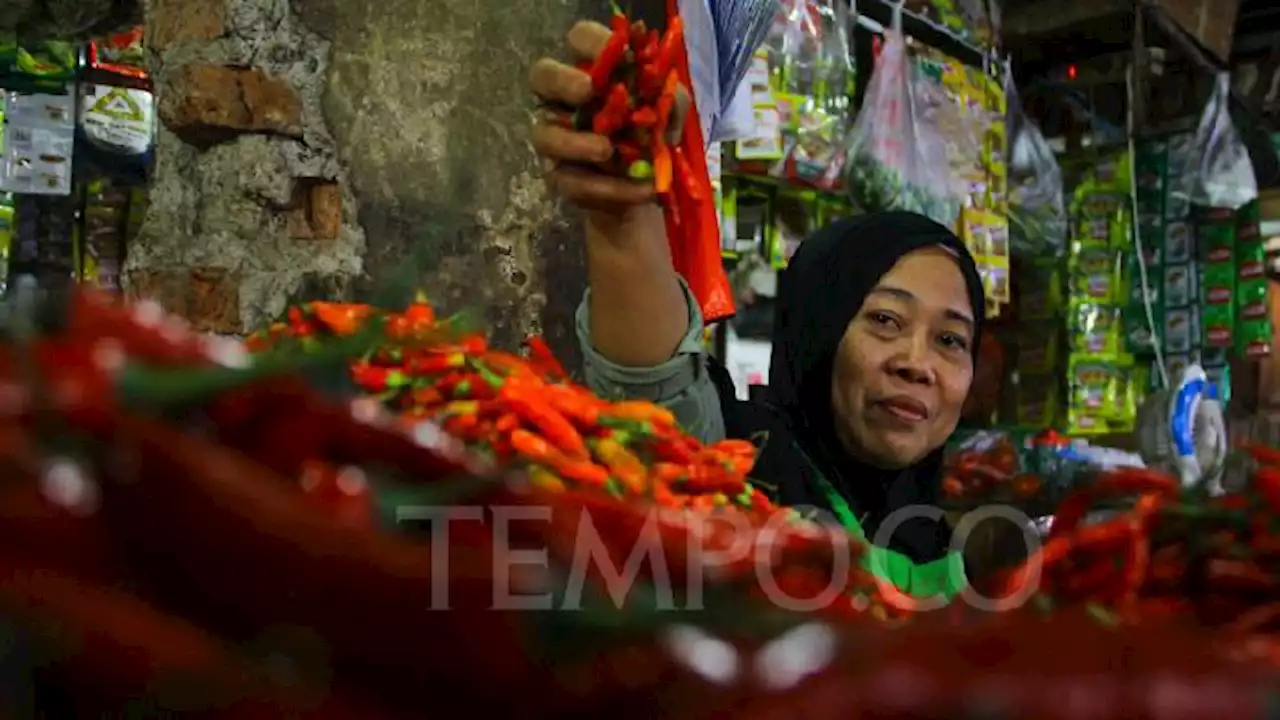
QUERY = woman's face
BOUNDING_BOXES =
[830,247,975,469]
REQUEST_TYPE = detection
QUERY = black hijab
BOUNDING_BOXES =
[709,211,986,563]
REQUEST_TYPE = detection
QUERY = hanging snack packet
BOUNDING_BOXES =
[89,27,148,80]
[1069,302,1120,355]
[1069,242,1121,304]
[1067,354,1117,434]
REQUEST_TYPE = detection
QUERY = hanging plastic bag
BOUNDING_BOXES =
[844,29,959,224]
[1189,73,1256,210]
[1006,76,1066,257]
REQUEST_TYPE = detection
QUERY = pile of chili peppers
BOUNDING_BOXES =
[250,298,779,517]
[2,289,1279,716]
[981,451,1280,668]
[941,434,1046,505]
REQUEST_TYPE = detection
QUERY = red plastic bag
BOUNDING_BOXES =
[667,2,736,324]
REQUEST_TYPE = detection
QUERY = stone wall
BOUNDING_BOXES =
[134,0,592,366]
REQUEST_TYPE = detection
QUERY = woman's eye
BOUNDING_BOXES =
[939,332,969,351]
[869,311,898,328]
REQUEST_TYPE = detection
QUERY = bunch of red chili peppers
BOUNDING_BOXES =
[572,8,690,200]
[252,298,780,517]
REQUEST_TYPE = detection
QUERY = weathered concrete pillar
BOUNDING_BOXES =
[135,0,591,367]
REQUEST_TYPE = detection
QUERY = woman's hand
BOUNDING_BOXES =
[529,20,687,218]
[529,19,692,368]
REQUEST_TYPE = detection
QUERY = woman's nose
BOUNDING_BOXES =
[887,336,935,385]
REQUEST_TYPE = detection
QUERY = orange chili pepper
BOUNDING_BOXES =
[652,142,672,194]
[544,384,601,427]
[309,301,373,335]
[605,400,676,427]
[500,386,587,458]
[495,412,520,433]
[651,462,686,483]
[510,429,609,486]
[676,463,745,495]
[590,437,647,494]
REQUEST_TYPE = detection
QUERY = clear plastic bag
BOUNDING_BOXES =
[1006,77,1066,257]
[1189,73,1257,210]
[844,30,959,224]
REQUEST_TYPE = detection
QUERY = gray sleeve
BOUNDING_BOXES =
[575,278,727,444]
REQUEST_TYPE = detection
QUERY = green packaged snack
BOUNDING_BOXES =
[1073,193,1128,247]
[1070,245,1122,303]
[1070,302,1121,354]
[1067,354,1118,435]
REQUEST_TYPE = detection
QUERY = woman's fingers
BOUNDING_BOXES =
[529,58,592,106]
[549,165,654,208]
[567,20,612,60]
[530,122,612,165]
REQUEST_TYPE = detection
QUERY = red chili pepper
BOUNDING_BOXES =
[630,107,657,127]
[629,19,648,49]
[615,140,644,164]
[637,29,660,64]
[653,16,684,87]
[404,351,465,376]
[524,335,567,378]
[588,13,631,95]
[593,82,632,136]
[403,292,435,324]
[350,361,407,391]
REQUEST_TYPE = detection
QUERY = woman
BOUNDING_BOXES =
[530,22,984,600]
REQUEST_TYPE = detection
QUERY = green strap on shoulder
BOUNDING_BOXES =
[802,452,967,602]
